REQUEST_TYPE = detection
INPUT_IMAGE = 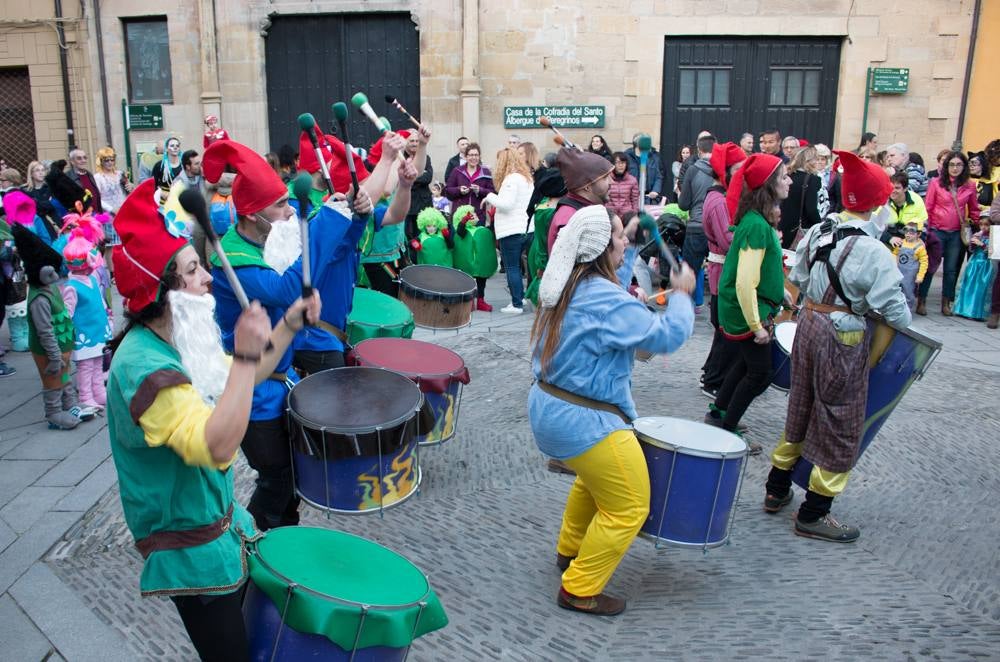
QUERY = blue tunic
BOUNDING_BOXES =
[527,276,695,460]
[65,274,111,360]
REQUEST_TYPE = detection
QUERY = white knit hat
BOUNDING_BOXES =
[539,205,612,307]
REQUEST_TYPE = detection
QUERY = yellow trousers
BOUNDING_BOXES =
[556,429,650,597]
[770,434,851,498]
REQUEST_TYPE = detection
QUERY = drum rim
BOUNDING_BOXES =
[289,366,423,434]
[774,321,796,351]
[348,288,414,327]
[398,264,477,298]
[634,417,748,458]
[249,525,433,610]
[352,338,467,381]
[866,311,943,349]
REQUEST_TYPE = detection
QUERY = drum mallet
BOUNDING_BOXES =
[351,92,389,135]
[384,95,422,129]
[291,173,315,323]
[298,113,336,198]
[636,134,652,212]
[538,116,578,150]
[179,188,274,350]
[333,101,375,224]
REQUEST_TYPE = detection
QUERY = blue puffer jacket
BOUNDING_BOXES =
[624,148,664,199]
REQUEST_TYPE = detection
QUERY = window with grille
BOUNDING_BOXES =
[678,68,730,107]
[769,68,821,106]
[0,67,38,174]
[123,17,173,103]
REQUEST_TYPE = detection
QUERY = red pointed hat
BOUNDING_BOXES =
[298,130,371,193]
[833,150,892,212]
[709,142,747,182]
[203,139,287,216]
[726,153,783,218]
[366,130,411,166]
[112,179,189,314]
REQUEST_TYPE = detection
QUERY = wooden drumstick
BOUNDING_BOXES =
[538,116,578,150]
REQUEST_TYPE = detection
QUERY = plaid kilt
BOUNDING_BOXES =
[782,307,870,473]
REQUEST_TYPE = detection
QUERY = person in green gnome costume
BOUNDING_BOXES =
[452,203,498,311]
[106,178,321,659]
[411,207,454,267]
[525,168,568,305]
[11,223,95,429]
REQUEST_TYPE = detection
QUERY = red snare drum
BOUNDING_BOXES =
[351,338,471,446]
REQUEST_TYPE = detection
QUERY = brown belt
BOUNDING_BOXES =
[135,504,234,560]
[315,320,348,344]
[804,300,852,315]
[537,381,632,424]
[269,372,288,382]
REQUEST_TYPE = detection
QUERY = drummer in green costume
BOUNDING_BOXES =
[452,203,498,311]
[524,169,568,306]
[106,179,321,660]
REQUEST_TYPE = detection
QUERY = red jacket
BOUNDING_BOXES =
[606,172,639,219]
[925,178,980,232]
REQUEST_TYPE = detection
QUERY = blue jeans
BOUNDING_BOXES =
[933,229,962,300]
[499,233,531,307]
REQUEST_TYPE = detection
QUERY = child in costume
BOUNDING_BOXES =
[452,204,498,311]
[431,181,450,213]
[411,207,454,267]
[954,217,996,320]
[3,190,56,247]
[61,234,112,409]
[891,221,929,312]
[11,223,95,429]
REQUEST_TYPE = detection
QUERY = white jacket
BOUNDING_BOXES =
[485,173,534,239]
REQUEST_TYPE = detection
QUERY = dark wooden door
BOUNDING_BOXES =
[661,37,842,161]
[0,67,38,174]
[264,13,420,157]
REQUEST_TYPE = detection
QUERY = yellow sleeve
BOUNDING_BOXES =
[735,247,766,332]
[916,245,928,281]
[138,384,236,470]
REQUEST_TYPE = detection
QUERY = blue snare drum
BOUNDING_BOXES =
[769,321,796,391]
[635,417,748,550]
[791,317,941,489]
[288,367,425,515]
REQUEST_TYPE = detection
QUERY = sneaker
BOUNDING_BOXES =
[557,588,626,616]
[794,513,860,543]
[764,491,793,513]
[0,363,15,377]
[700,385,718,399]
[69,405,98,421]
[694,305,705,314]
[475,298,493,312]
[500,304,523,314]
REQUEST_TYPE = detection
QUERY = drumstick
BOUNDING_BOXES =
[384,95,421,128]
[351,92,388,134]
[538,116,578,150]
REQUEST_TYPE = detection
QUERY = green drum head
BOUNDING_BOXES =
[255,527,430,607]
[348,287,415,343]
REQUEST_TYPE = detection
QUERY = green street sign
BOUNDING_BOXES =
[127,104,164,130]
[504,105,605,129]
[870,68,909,94]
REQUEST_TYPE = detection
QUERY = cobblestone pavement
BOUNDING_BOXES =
[3,275,1000,660]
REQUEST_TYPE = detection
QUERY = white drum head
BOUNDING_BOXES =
[633,416,747,458]
[774,321,797,353]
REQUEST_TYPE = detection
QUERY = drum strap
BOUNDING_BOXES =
[314,320,348,344]
[804,300,852,315]
[537,380,633,424]
[135,504,234,560]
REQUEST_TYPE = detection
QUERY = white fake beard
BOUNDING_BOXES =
[263,215,302,276]
[168,290,230,406]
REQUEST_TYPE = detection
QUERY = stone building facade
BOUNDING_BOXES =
[0,0,991,179]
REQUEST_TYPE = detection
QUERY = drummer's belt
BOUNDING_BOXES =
[536,381,633,424]
[804,300,852,315]
[314,320,348,345]
[135,504,234,559]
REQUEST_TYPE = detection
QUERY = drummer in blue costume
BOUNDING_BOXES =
[202,139,374,532]
[763,150,911,542]
[106,177,320,660]
[528,205,697,615]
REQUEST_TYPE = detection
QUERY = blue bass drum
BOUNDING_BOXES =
[769,321,796,391]
[635,417,748,550]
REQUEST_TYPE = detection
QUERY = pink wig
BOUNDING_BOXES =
[3,191,37,226]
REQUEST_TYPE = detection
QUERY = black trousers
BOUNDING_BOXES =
[701,294,739,389]
[475,276,487,299]
[765,466,835,523]
[293,349,345,376]
[171,587,248,661]
[714,334,771,431]
[363,261,400,298]
[241,417,299,531]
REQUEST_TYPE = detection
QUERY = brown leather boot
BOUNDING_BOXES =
[942,298,953,317]
[988,313,999,329]
[915,297,927,316]
[557,588,626,615]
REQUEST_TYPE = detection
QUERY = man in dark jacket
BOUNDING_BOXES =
[678,135,717,285]
[623,133,664,205]
[443,136,469,184]
[405,132,433,254]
